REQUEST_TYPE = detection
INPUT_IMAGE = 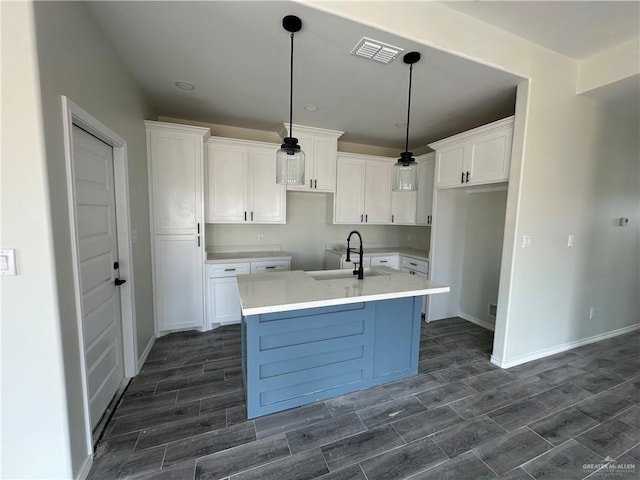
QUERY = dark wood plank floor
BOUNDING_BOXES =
[88,318,640,480]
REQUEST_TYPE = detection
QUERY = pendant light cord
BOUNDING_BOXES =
[289,32,294,139]
[405,63,413,154]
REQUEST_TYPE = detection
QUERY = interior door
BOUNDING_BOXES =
[72,125,125,430]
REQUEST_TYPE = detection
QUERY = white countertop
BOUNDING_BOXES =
[206,251,292,264]
[326,247,428,261]
[237,267,449,315]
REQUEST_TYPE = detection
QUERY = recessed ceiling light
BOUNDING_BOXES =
[175,81,195,91]
[304,105,319,112]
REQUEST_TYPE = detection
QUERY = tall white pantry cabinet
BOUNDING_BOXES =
[146,121,210,333]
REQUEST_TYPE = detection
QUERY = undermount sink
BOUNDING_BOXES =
[307,269,389,281]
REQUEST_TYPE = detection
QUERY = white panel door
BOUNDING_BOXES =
[154,235,204,331]
[364,160,392,224]
[391,191,417,224]
[468,129,513,185]
[249,146,286,223]
[417,154,435,225]
[207,142,248,223]
[436,146,466,188]
[148,129,202,234]
[334,156,366,223]
[312,135,337,192]
[72,125,124,430]
[211,277,243,325]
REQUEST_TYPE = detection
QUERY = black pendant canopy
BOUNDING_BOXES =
[393,51,421,192]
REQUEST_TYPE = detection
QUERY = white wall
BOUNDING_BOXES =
[460,190,508,328]
[2,2,156,478]
[208,192,430,271]
[1,3,74,477]
[312,1,640,366]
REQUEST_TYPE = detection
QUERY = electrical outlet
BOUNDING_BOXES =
[567,234,575,247]
[258,234,264,241]
[407,233,412,241]
[522,235,533,248]
[589,307,595,320]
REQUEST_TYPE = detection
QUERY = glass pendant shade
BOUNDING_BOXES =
[276,137,305,185]
[393,152,418,191]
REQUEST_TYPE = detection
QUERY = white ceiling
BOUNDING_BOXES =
[441,1,640,60]
[86,1,637,149]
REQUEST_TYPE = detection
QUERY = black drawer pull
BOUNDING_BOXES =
[410,262,417,266]
[224,268,236,272]
[265,266,277,269]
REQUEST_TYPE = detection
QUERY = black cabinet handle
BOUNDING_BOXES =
[244,211,247,221]
[314,179,317,189]
[197,236,200,247]
[391,214,395,223]
[265,266,276,269]
[380,260,388,263]
[251,211,254,221]
[365,214,368,223]
[410,262,417,266]
[465,171,470,183]
[114,278,126,286]
[461,172,464,184]
[197,223,200,234]
[224,268,236,272]
[113,261,119,270]
[361,214,363,223]
[310,179,313,188]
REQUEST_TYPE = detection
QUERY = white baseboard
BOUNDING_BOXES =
[136,334,156,373]
[458,313,495,331]
[491,323,640,369]
[77,455,93,480]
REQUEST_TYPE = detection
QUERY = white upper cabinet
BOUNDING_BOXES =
[391,190,417,225]
[207,138,286,224]
[334,153,393,224]
[416,152,435,226]
[147,123,209,234]
[430,116,514,189]
[280,124,343,192]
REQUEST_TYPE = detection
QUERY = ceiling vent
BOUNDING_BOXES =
[351,37,403,64]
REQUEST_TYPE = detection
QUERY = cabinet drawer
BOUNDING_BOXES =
[208,262,251,277]
[370,255,400,269]
[401,257,428,274]
[251,260,290,273]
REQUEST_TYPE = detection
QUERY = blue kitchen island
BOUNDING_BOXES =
[236,267,449,418]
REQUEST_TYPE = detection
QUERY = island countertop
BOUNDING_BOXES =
[236,267,450,315]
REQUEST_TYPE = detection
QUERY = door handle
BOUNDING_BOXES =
[115,278,126,286]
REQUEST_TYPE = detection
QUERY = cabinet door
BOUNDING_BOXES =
[208,142,248,223]
[211,277,243,325]
[391,191,417,225]
[334,156,366,224]
[435,146,465,188]
[364,160,392,224]
[286,131,314,191]
[249,146,286,223]
[154,235,203,331]
[313,135,337,192]
[417,154,435,225]
[468,128,513,185]
[149,129,203,234]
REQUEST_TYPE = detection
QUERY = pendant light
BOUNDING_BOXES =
[393,51,421,192]
[276,15,305,186]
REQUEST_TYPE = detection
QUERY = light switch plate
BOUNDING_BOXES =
[0,249,17,276]
[568,234,575,247]
[522,235,533,248]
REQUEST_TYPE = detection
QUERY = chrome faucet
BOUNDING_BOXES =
[345,230,364,280]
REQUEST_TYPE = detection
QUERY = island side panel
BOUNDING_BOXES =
[243,297,422,418]
[372,296,422,379]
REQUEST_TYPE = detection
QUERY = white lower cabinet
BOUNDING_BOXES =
[206,258,290,326]
[401,256,429,315]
